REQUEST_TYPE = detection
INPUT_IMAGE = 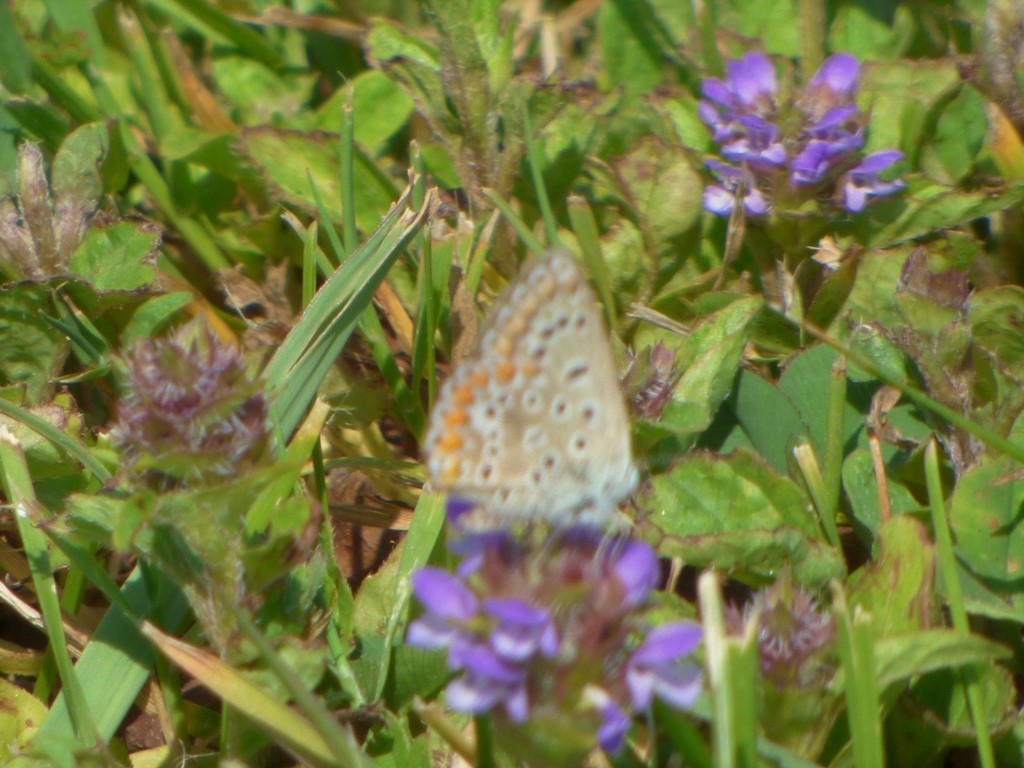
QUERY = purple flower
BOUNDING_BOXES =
[727,52,777,111]
[805,53,860,119]
[703,160,768,216]
[843,150,905,211]
[447,643,530,722]
[626,622,704,710]
[805,105,864,156]
[444,496,477,526]
[449,529,518,577]
[587,687,632,753]
[699,53,777,139]
[112,321,271,488]
[406,568,478,649]
[790,141,834,185]
[699,50,905,218]
[482,598,558,661]
[611,539,660,608]
[721,116,787,170]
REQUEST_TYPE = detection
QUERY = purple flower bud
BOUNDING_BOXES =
[112,321,271,488]
[482,598,558,661]
[809,53,860,100]
[626,622,703,710]
[804,53,861,121]
[843,150,905,211]
[611,539,659,607]
[407,569,479,650]
[727,52,777,110]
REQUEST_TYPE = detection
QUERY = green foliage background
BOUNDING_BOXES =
[0,0,1022,766]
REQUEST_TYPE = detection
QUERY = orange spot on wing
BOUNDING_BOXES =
[437,431,464,453]
[445,408,469,426]
[470,370,490,387]
[453,384,475,406]
[496,361,516,382]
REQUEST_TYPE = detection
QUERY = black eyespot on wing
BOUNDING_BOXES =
[565,361,590,382]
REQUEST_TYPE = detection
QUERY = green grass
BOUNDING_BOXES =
[0,1,1023,766]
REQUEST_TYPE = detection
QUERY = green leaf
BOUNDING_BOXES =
[239,127,397,234]
[778,345,869,457]
[922,85,987,184]
[51,122,107,211]
[599,0,665,97]
[731,0,800,56]
[643,449,843,584]
[661,295,763,439]
[866,182,1024,249]
[68,222,159,292]
[874,629,1011,689]
[121,291,193,345]
[731,368,807,474]
[847,515,935,637]
[841,448,925,541]
[949,454,1024,586]
[313,71,414,156]
[265,186,439,441]
[829,4,916,59]
[0,677,46,761]
[0,284,68,403]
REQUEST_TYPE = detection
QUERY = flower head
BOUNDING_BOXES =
[112,320,271,489]
[699,51,904,217]
[727,577,836,688]
[406,531,703,758]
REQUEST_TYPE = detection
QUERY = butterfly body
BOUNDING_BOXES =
[425,249,636,529]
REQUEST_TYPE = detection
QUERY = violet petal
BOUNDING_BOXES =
[411,568,478,620]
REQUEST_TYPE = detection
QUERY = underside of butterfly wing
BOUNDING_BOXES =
[425,250,636,528]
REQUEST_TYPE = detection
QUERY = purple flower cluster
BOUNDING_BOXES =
[407,531,702,755]
[725,577,835,688]
[112,320,271,489]
[700,52,905,216]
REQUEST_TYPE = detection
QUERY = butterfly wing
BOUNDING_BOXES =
[425,250,636,528]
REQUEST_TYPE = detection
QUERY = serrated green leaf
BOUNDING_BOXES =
[643,449,842,584]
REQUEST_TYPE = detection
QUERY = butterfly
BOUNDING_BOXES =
[424,249,636,529]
